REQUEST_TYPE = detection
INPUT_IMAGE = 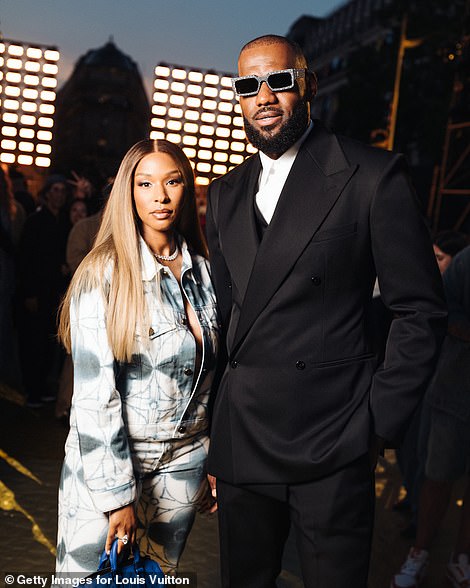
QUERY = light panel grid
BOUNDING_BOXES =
[0,39,59,167]
[151,62,257,184]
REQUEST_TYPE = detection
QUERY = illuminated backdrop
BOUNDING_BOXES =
[151,62,256,185]
[0,39,59,168]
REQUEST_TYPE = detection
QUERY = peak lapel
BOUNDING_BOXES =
[232,124,357,354]
[218,155,261,301]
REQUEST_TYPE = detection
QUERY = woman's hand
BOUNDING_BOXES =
[106,503,137,555]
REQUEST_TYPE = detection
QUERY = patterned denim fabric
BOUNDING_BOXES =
[57,434,209,574]
[56,237,219,572]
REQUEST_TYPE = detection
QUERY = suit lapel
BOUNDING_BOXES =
[218,155,261,301]
[232,124,357,354]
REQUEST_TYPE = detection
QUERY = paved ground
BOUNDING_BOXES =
[0,383,464,587]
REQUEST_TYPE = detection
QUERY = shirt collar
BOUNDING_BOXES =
[259,120,313,177]
[139,234,193,282]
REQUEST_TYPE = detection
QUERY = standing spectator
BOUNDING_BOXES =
[433,231,468,275]
[393,230,468,537]
[0,166,25,386]
[392,245,470,587]
[68,198,88,229]
[55,191,106,421]
[17,174,69,407]
[68,171,101,214]
[9,168,36,217]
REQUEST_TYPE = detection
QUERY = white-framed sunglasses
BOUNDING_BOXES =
[231,68,306,97]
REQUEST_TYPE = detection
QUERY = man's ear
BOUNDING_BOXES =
[305,71,318,102]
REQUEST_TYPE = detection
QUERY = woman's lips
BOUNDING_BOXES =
[151,210,172,219]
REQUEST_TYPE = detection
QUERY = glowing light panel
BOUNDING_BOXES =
[151,62,255,183]
[0,38,59,167]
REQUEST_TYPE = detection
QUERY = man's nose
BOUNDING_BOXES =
[256,81,277,105]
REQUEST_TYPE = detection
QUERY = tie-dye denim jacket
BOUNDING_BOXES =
[65,236,220,512]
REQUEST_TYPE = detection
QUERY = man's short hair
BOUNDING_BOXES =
[239,35,308,69]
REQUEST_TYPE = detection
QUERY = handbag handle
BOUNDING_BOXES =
[98,540,145,574]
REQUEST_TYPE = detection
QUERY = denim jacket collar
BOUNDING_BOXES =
[139,234,195,283]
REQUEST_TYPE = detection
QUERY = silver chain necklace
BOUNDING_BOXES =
[154,247,178,262]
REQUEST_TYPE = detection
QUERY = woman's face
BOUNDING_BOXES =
[70,200,87,225]
[133,151,185,241]
[433,244,452,274]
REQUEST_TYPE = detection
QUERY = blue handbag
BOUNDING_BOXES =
[87,540,165,587]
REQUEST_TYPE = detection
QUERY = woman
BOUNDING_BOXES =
[56,139,219,574]
[432,230,468,275]
[68,198,88,228]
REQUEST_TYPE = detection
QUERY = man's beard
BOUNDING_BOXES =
[243,100,310,157]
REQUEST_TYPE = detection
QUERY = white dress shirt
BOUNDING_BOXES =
[255,121,313,224]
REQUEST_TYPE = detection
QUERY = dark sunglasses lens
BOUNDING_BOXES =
[268,71,294,90]
[235,77,259,95]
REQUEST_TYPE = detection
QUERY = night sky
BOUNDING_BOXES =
[1,0,344,96]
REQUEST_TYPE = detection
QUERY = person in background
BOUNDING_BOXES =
[393,230,468,536]
[433,231,468,275]
[55,188,109,421]
[9,168,35,217]
[0,166,25,387]
[392,244,470,588]
[68,198,88,228]
[56,139,218,574]
[17,174,69,407]
[68,170,101,214]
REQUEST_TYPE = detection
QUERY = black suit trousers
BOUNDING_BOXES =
[216,454,375,588]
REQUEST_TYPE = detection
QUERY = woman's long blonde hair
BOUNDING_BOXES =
[58,139,208,362]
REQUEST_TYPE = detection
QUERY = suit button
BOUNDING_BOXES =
[231,360,238,369]
[296,361,306,370]
[311,276,322,286]
[178,424,186,434]
[228,282,232,289]
[184,368,193,376]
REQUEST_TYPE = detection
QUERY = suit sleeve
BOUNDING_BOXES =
[369,154,447,444]
[70,288,136,513]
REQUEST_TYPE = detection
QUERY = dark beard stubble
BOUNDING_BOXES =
[243,99,310,157]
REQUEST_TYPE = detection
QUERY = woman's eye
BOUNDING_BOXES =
[167,178,182,186]
[138,181,151,188]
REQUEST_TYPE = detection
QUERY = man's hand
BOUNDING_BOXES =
[106,503,137,555]
[369,436,386,471]
[207,474,218,513]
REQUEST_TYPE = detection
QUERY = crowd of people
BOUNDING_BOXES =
[0,33,469,588]
[0,166,105,410]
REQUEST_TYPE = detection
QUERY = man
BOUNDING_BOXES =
[392,245,470,588]
[205,35,447,588]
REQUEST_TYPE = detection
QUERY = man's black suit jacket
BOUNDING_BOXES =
[205,121,447,485]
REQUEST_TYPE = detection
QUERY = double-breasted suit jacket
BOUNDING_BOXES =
[206,122,447,485]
